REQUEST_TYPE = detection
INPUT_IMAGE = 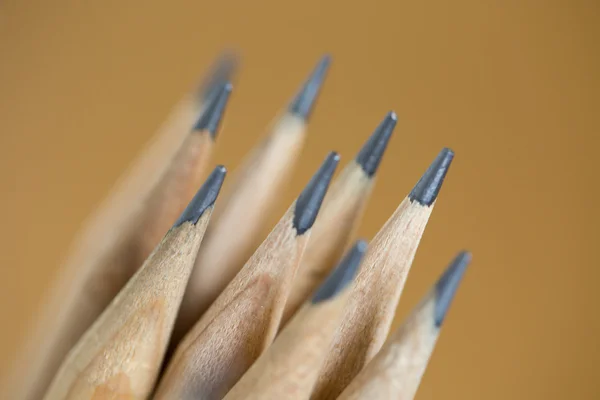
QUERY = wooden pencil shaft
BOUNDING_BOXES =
[176,113,306,337]
[3,94,210,400]
[282,162,371,323]
[310,199,434,400]
[311,148,453,400]
[13,78,233,400]
[82,131,215,317]
[176,56,331,336]
[224,296,347,400]
[224,242,365,400]
[334,251,469,400]
[43,161,229,399]
[283,112,396,323]
[43,212,213,400]
[154,208,309,400]
[157,151,338,399]
[0,51,475,400]
[338,248,470,400]
[24,78,231,400]
[337,297,438,400]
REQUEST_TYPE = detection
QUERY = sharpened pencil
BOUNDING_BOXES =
[223,241,366,400]
[154,152,339,400]
[137,83,231,262]
[175,55,332,340]
[310,148,455,400]
[282,112,396,324]
[2,56,237,400]
[43,166,227,400]
[337,252,471,400]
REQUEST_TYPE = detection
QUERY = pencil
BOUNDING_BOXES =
[174,55,332,339]
[310,148,455,400]
[337,252,471,400]
[42,166,227,400]
[282,111,397,324]
[223,241,366,400]
[154,152,339,400]
[2,56,236,400]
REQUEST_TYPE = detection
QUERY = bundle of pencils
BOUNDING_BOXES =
[3,53,471,400]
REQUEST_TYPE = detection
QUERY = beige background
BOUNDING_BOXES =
[1,1,598,398]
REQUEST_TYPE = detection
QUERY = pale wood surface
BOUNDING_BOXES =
[175,114,306,340]
[2,95,210,400]
[155,207,310,400]
[311,199,434,399]
[338,294,438,400]
[282,162,372,324]
[1,3,598,399]
[224,286,353,400]
[43,212,213,400]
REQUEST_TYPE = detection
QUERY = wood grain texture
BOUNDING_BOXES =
[310,199,434,400]
[155,206,311,400]
[175,113,306,338]
[282,162,371,324]
[2,4,598,399]
[43,210,213,400]
[81,130,215,325]
[223,289,352,400]
[337,292,439,400]
[4,93,212,400]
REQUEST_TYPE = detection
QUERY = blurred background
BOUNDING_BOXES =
[0,1,598,399]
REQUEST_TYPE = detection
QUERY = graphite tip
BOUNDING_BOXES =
[199,52,239,102]
[355,111,397,177]
[173,165,227,227]
[288,55,331,120]
[312,240,367,303]
[434,251,471,327]
[293,151,340,235]
[409,147,454,206]
[193,82,233,137]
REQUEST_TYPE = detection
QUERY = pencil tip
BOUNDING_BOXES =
[408,148,454,206]
[193,82,233,137]
[434,251,471,327]
[199,52,239,102]
[173,165,227,227]
[293,151,340,235]
[355,111,397,177]
[312,240,367,303]
[288,55,331,120]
